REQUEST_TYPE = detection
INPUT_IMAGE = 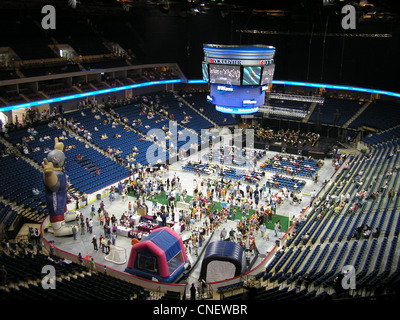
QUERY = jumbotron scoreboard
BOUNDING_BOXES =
[202,44,276,114]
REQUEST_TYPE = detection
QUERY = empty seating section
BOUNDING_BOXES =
[0,154,46,215]
[0,69,18,81]
[0,247,149,300]
[363,125,400,145]
[350,100,400,131]
[222,140,400,300]
[112,100,169,136]
[0,17,134,85]
[153,91,214,134]
[136,92,211,150]
[309,98,362,126]
[217,281,244,296]
[0,89,28,107]
[67,108,159,166]
[20,63,82,78]
[81,58,130,71]
[0,19,57,60]
[0,202,20,231]
[52,19,110,56]
[39,82,79,98]
[179,92,237,126]
[5,123,131,194]
[113,93,211,150]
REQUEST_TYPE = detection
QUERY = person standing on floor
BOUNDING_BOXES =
[274,220,281,237]
[90,257,96,273]
[91,204,96,218]
[72,224,78,240]
[106,240,111,254]
[100,235,106,253]
[260,223,266,239]
[190,283,196,300]
[77,252,83,266]
[92,235,98,251]
[111,233,116,246]
[88,219,93,234]
[33,228,40,244]
[80,218,85,235]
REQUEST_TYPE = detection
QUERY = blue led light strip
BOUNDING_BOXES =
[271,80,400,98]
[0,79,182,112]
[3,78,399,113]
[188,79,400,98]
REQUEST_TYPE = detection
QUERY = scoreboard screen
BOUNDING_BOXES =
[261,64,275,85]
[202,62,209,82]
[210,84,265,114]
[209,64,241,86]
[242,66,262,86]
[202,44,276,114]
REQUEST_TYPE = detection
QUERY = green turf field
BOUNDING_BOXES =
[129,190,290,231]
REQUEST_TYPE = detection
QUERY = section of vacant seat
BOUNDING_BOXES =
[350,100,400,130]
[308,98,362,126]
[0,19,57,60]
[180,92,238,126]
[5,123,131,194]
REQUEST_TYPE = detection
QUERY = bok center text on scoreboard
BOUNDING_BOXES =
[202,44,276,114]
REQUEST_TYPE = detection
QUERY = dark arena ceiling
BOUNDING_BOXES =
[1,0,400,91]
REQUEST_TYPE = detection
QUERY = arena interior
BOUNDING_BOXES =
[0,0,400,306]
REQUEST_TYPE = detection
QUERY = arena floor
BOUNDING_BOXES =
[43,145,338,295]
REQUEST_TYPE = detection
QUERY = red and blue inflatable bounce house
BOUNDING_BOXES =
[125,227,188,283]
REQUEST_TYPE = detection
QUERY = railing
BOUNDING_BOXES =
[269,93,325,104]
[259,105,309,119]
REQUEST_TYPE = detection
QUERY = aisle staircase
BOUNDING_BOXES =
[302,102,317,123]
[343,101,372,129]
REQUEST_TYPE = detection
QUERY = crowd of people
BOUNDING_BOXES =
[205,146,266,168]
[261,153,323,179]
[255,127,320,149]
[75,156,304,265]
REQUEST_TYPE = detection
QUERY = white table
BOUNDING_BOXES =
[116,226,131,237]
[130,214,141,226]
